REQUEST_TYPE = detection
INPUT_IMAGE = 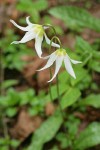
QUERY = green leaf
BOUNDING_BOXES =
[88,60,100,72]
[0,89,20,107]
[2,80,18,89]
[45,83,69,103]
[27,111,63,150]
[61,88,81,109]
[75,37,100,67]
[70,67,87,86]
[0,146,9,150]
[17,0,48,22]
[17,0,47,11]
[49,6,100,32]
[59,71,70,83]
[10,139,20,148]
[56,133,71,149]
[74,122,100,150]
[75,37,93,53]
[65,115,80,140]
[75,37,100,59]
[6,107,17,117]
[79,94,100,108]
[51,146,59,150]
[19,89,35,105]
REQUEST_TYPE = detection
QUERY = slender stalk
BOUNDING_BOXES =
[44,25,70,142]
[0,50,9,146]
[2,114,9,138]
[44,25,66,128]
[48,46,53,102]
[0,49,4,95]
[45,25,58,102]
[53,37,67,135]
[56,75,65,121]
[46,30,66,124]
[49,69,53,102]
[56,75,72,142]
[0,49,9,139]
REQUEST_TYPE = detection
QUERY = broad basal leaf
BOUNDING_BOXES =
[49,6,100,32]
[74,122,100,150]
[70,67,87,86]
[45,83,69,103]
[79,94,100,108]
[75,37,93,53]
[27,111,63,150]
[61,88,81,109]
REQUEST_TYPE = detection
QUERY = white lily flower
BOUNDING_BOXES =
[10,16,60,57]
[38,49,82,82]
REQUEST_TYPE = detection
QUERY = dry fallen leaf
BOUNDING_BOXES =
[45,102,56,116]
[22,55,57,88]
[10,109,42,142]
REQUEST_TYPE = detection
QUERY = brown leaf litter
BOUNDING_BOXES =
[10,109,42,142]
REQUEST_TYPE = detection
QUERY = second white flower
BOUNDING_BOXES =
[38,49,82,82]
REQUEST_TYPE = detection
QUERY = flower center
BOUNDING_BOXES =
[34,25,44,37]
[55,49,66,56]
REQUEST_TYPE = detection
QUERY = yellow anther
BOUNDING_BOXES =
[56,49,66,56]
[34,25,44,37]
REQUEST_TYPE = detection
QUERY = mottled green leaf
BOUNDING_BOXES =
[61,88,81,109]
[75,37,93,53]
[2,80,18,89]
[79,94,100,108]
[74,122,100,150]
[27,111,63,150]
[88,60,100,72]
[45,83,69,103]
[49,6,100,31]
[70,67,87,86]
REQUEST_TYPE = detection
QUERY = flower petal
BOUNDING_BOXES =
[11,31,35,44]
[44,33,60,48]
[26,16,34,26]
[43,26,49,29]
[10,19,31,31]
[40,53,53,59]
[37,52,57,71]
[48,56,63,82]
[69,57,82,64]
[35,33,43,58]
[64,55,76,79]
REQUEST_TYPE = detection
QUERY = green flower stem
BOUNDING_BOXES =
[49,70,53,102]
[44,25,67,135]
[43,24,57,102]
[43,24,57,35]
[50,36,62,48]
[50,36,67,132]
[43,24,62,48]
[48,46,53,102]
[56,74,65,121]
[0,49,4,95]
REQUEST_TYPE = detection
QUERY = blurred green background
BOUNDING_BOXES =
[0,0,100,150]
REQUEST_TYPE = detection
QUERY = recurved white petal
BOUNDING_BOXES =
[48,56,63,82]
[11,31,35,44]
[64,55,76,79]
[10,19,31,31]
[69,57,82,64]
[26,16,34,26]
[40,52,54,59]
[35,33,43,58]
[38,52,57,71]
[43,26,49,29]
[44,33,60,48]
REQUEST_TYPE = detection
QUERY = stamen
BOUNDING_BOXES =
[55,49,66,56]
[34,25,44,36]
